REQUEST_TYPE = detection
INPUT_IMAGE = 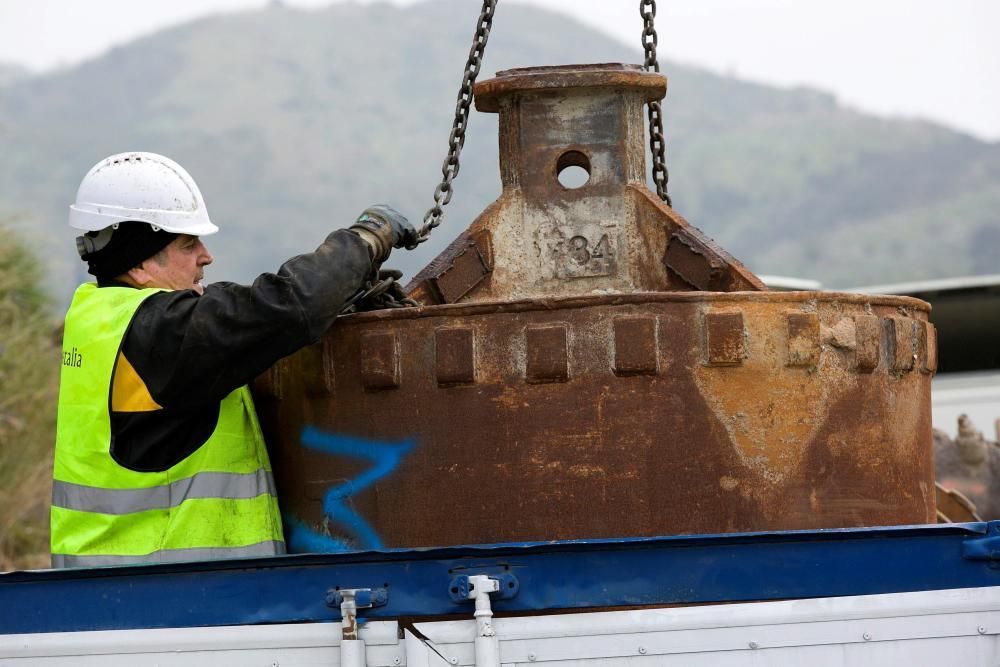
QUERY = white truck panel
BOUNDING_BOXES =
[2,587,998,666]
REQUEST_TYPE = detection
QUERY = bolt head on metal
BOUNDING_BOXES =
[528,653,537,662]
[863,632,872,641]
[638,646,647,654]
[393,658,402,665]
[979,625,987,634]
[748,641,759,649]
[449,658,458,665]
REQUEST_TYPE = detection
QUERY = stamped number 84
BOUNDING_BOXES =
[568,234,612,265]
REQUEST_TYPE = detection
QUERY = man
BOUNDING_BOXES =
[51,152,417,567]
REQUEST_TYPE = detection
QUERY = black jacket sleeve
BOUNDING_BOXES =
[122,229,374,410]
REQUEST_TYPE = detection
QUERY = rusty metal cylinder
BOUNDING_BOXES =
[254,293,935,550]
[253,64,936,552]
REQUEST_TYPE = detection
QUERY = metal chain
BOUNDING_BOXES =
[419,0,498,241]
[341,271,419,314]
[640,0,672,207]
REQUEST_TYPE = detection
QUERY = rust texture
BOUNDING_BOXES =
[255,293,936,549]
[854,315,881,373]
[786,312,820,367]
[254,63,938,552]
[663,231,725,291]
[526,324,569,383]
[705,311,746,366]
[935,482,981,523]
[435,327,476,386]
[920,322,938,374]
[407,64,764,303]
[359,331,399,390]
[613,317,658,376]
[889,317,917,372]
[424,232,493,304]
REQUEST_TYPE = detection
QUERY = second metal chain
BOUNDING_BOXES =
[640,0,672,207]
[419,0,498,242]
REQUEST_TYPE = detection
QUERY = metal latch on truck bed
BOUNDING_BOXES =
[962,521,1000,561]
[325,587,389,667]
[325,587,388,638]
[447,574,518,667]
[448,573,519,602]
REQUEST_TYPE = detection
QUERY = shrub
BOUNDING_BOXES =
[0,224,58,570]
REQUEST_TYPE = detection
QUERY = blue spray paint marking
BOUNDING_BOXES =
[288,427,415,553]
[284,515,352,553]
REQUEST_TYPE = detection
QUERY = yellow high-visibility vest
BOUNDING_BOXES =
[51,283,284,567]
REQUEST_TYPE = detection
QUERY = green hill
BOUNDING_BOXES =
[1,0,997,304]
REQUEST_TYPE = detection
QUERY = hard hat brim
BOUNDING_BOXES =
[68,203,219,236]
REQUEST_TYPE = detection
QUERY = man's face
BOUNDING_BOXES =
[135,234,214,295]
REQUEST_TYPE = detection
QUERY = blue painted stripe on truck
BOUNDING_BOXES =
[1,522,999,635]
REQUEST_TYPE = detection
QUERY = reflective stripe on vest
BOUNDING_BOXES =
[51,540,286,568]
[52,470,277,515]
[52,283,284,567]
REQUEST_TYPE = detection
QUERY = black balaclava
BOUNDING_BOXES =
[80,223,178,283]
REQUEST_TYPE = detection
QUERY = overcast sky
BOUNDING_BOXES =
[2,0,998,140]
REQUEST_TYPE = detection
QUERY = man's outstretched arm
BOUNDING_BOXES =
[122,228,374,410]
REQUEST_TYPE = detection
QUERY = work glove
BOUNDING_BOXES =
[349,205,419,263]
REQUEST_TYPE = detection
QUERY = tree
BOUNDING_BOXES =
[0,223,58,570]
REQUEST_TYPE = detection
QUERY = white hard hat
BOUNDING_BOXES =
[68,152,219,236]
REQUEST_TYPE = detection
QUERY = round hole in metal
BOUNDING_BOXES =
[556,150,591,189]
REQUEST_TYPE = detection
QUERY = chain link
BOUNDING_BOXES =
[419,0,498,241]
[640,0,672,207]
